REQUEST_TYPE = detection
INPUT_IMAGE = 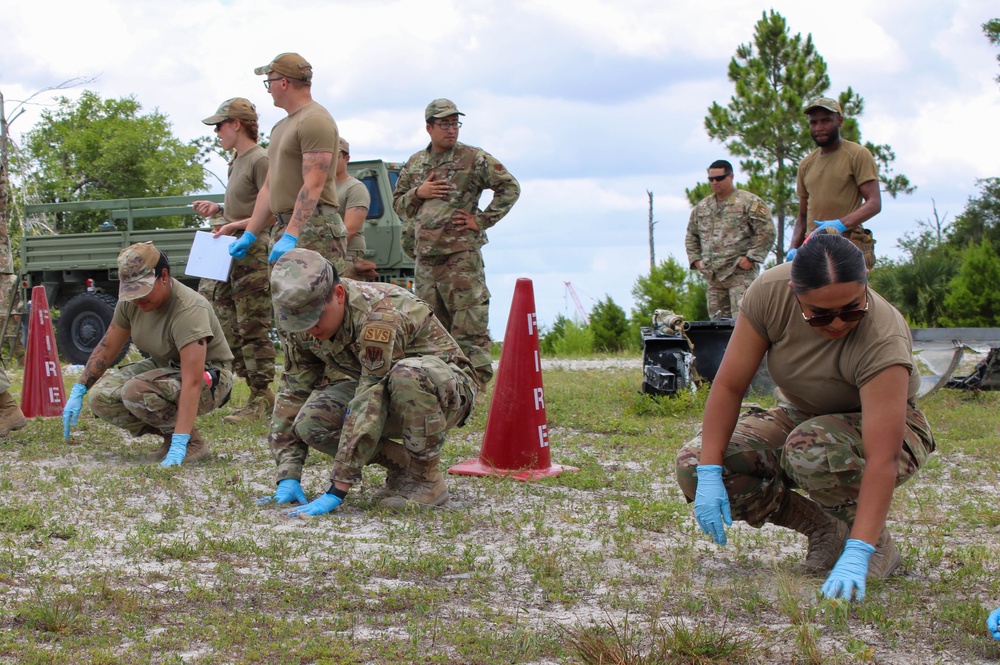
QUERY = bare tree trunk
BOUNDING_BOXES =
[647,190,656,272]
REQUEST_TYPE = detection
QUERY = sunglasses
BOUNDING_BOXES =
[796,288,870,327]
[707,174,730,183]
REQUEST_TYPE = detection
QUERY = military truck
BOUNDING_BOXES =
[19,159,413,364]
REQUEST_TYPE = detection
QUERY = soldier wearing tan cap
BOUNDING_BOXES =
[191,98,277,423]
[61,242,235,466]
[218,52,347,272]
[256,248,477,515]
[335,137,378,280]
[790,97,881,269]
[392,98,521,387]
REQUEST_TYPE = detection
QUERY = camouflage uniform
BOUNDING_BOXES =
[393,140,520,386]
[269,249,478,486]
[89,358,234,436]
[675,402,935,525]
[686,189,774,319]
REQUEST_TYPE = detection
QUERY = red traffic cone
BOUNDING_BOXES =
[20,286,66,418]
[450,278,578,481]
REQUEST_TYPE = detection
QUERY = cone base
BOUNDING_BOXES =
[448,458,579,482]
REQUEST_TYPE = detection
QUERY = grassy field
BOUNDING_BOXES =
[0,362,999,664]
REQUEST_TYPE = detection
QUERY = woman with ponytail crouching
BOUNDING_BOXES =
[675,233,934,601]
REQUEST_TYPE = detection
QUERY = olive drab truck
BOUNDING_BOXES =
[17,159,414,365]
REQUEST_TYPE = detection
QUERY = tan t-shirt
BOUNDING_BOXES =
[796,140,878,228]
[268,101,339,214]
[337,176,371,252]
[739,262,919,414]
[113,279,234,368]
[223,144,268,222]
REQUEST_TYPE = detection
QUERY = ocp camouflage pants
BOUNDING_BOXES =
[198,229,275,391]
[89,358,234,436]
[705,268,757,320]
[272,208,348,277]
[675,403,935,525]
[277,356,476,485]
[415,249,492,385]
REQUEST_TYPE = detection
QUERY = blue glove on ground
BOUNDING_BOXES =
[988,606,1000,640]
[62,384,88,440]
[256,478,308,506]
[269,233,298,263]
[160,433,190,467]
[821,538,875,601]
[288,493,343,517]
[693,464,732,546]
[228,231,257,260]
[809,220,847,238]
[785,247,798,261]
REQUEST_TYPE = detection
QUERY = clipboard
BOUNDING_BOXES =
[185,231,238,282]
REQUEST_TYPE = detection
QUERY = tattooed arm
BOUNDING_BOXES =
[79,321,131,389]
[284,151,333,239]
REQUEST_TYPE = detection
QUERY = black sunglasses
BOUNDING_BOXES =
[796,288,870,327]
[707,174,730,183]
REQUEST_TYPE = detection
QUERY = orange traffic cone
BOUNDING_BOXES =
[20,286,66,418]
[450,278,578,481]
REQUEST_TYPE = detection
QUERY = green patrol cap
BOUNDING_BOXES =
[425,98,464,122]
[254,53,313,82]
[271,248,336,332]
[804,97,842,115]
[202,97,258,125]
[117,242,160,301]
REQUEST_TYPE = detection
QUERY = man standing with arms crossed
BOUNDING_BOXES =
[789,97,881,269]
[393,99,520,388]
[221,53,347,274]
[686,159,775,319]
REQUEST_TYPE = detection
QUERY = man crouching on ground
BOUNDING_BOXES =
[257,248,478,515]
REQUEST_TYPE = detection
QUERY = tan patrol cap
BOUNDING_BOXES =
[804,97,842,115]
[425,98,464,122]
[202,97,258,125]
[117,242,161,301]
[254,53,313,83]
[339,137,350,154]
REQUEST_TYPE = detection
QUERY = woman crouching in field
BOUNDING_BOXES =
[675,233,934,601]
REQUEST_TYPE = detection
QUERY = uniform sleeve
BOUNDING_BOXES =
[685,206,702,268]
[171,302,214,351]
[852,146,879,187]
[269,335,324,482]
[796,160,808,198]
[298,113,338,154]
[344,180,371,210]
[393,160,419,256]
[113,301,132,330]
[252,154,269,191]
[475,150,520,230]
[746,198,776,264]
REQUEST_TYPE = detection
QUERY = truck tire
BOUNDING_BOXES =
[56,292,130,366]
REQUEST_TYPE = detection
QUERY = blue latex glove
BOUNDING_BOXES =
[785,247,798,261]
[228,230,257,260]
[693,464,732,546]
[821,538,876,601]
[809,219,847,238]
[988,606,1000,640]
[269,232,298,263]
[160,433,190,467]
[256,478,308,506]
[62,384,88,440]
[288,493,342,517]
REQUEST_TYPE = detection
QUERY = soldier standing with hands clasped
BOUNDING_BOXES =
[686,159,775,319]
[393,99,520,388]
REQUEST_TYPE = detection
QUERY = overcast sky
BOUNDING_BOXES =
[4,0,999,338]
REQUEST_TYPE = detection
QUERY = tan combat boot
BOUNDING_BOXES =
[865,527,901,579]
[371,440,412,500]
[768,491,850,574]
[380,455,449,511]
[182,426,211,463]
[223,387,275,424]
[0,391,27,436]
[141,431,172,463]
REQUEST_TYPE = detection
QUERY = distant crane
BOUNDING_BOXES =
[564,281,590,325]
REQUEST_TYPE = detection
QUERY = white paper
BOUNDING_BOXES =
[185,231,237,282]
